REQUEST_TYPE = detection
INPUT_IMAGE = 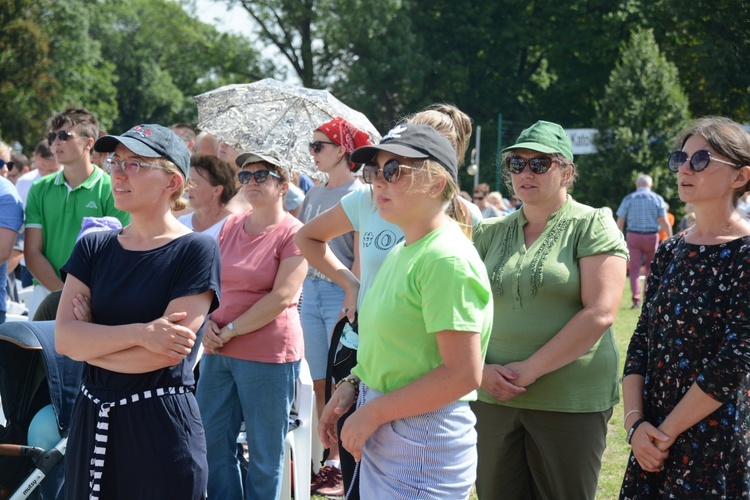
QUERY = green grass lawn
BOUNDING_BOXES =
[314,284,640,500]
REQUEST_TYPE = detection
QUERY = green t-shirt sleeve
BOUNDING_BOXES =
[575,208,629,261]
[25,183,42,227]
[420,255,491,334]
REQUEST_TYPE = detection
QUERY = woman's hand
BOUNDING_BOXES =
[340,403,380,463]
[630,421,671,472]
[504,360,539,388]
[318,382,357,448]
[72,293,92,323]
[140,311,195,360]
[339,284,359,324]
[481,363,526,401]
[201,319,224,353]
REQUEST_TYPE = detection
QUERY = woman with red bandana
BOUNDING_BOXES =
[300,117,371,496]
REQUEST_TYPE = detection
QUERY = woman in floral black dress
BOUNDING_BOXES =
[621,116,750,498]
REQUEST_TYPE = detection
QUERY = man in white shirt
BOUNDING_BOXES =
[15,140,62,206]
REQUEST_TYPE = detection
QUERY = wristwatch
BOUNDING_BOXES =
[226,322,239,337]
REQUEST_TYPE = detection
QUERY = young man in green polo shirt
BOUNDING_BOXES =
[24,108,129,318]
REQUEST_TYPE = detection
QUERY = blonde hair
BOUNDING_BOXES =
[151,158,188,211]
[402,104,472,165]
[408,159,473,238]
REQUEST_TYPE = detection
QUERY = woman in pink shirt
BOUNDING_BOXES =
[195,151,307,500]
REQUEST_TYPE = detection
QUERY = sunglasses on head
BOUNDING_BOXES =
[667,150,738,173]
[505,156,557,175]
[47,130,76,145]
[362,159,414,184]
[237,169,281,184]
[308,140,336,154]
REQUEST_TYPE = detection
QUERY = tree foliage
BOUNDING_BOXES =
[90,0,267,133]
[577,28,690,211]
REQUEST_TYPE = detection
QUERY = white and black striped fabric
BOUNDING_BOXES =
[80,384,191,500]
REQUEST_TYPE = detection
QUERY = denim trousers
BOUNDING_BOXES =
[300,277,346,380]
[196,354,300,500]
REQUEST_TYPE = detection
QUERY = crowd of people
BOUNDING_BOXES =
[0,103,749,500]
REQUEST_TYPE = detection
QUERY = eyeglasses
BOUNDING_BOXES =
[362,159,414,184]
[104,158,166,176]
[308,141,336,154]
[667,150,738,173]
[47,130,77,145]
[0,160,13,170]
[506,156,557,175]
[237,169,281,184]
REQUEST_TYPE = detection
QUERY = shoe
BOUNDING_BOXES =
[631,301,641,309]
[311,465,344,496]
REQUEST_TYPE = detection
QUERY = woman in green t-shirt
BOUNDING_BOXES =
[472,120,628,499]
[319,123,493,499]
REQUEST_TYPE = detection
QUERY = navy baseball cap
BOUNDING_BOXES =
[350,123,458,180]
[94,124,190,178]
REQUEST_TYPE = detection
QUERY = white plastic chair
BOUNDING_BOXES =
[280,358,324,500]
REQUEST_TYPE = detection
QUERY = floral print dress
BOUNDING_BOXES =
[620,234,750,499]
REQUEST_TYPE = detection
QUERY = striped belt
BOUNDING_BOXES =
[81,383,191,499]
[308,268,333,283]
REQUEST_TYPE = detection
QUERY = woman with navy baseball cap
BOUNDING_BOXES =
[56,124,221,499]
[317,123,493,498]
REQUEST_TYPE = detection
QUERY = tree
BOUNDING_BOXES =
[576,28,690,211]
[645,0,750,121]
[0,0,57,150]
[90,0,268,132]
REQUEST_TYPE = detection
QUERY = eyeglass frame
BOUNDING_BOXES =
[667,149,738,173]
[362,158,415,184]
[104,157,168,176]
[47,130,78,145]
[237,169,281,184]
[505,155,560,175]
[308,141,337,154]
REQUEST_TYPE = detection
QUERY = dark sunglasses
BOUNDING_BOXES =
[308,141,336,154]
[362,159,414,184]
[237,169,281,184]
[506,156,556,175]
[0,160,13,170]
[47,130,76,145]
[667,150,738,173]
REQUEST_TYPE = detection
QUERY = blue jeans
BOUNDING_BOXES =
[300,277,346,380]
[196,354,300,500]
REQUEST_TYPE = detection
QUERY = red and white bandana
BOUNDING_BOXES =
[316,117,372,170]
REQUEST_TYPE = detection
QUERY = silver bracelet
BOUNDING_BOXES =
[624,409,643,424]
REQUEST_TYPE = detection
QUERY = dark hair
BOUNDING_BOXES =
[674,116,750,206]
[10,151,29,172]
[475,183,490,195]
[190,154,239,206]
[34,140,54,158]
[49,107,99,141]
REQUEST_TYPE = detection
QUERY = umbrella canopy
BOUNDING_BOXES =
[195,79,380,175]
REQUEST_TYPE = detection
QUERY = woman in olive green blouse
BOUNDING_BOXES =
[471,120,628,500]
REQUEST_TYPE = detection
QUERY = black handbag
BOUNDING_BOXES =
[324,314,358,403]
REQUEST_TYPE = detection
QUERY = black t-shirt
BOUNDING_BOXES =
[62,230,221,394]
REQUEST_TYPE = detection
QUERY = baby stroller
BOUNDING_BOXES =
[0,321,83,499]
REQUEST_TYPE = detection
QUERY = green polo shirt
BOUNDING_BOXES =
[25,167,129,283]
[473,196,628,412]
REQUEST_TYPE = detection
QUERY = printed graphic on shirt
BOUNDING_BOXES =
[362,230,404,250]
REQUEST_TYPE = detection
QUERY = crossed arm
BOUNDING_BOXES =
[56,274,214,373]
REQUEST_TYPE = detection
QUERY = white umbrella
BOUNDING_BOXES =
[195,79,380,175]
